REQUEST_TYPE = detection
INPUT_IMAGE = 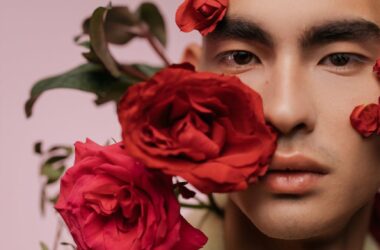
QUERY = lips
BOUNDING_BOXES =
[261,153,329,194]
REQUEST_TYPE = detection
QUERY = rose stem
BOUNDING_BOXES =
[52,219,64,250]
[194,196,207,206]
[126,24,171,67]
[118,64,149,81]
[208,194,225,218]
[145,34,171,66]
[137,23,171,66]
[180,203,213,210]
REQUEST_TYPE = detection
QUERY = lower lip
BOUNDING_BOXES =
[262,171,324,194]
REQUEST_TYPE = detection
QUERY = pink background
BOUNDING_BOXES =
[0,1,199,249]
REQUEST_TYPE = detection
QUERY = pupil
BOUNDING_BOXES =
[330,54,350,66]
[232,51,252,65]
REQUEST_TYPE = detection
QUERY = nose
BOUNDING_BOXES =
[262,54,317,136]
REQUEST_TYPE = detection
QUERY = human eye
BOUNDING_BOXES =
[318,53,368,74]
[213,50,261,74]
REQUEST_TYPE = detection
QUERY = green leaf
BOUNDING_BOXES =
[45,155,69,165]
[40,241,49,250]
[48,195,58,205]
[80,6,139,45]
[104,6,139,45]
[137,3,167,47]
[48,145,73,155]
[41,164,65,184]
[34,141,43,155]
[25,63,136,118]
[89,7,121,77]
[78,40,91,49]
[82,47,102,64]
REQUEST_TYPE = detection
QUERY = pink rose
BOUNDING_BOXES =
[55,139,207,250]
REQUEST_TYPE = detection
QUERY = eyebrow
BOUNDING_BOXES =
[208,17,380,48]
[208,17,274,47]
[301,19,380,48]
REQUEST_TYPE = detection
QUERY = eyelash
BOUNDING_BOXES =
[318,53,367,71]
[214,51,368,73]
[214,50,261,72]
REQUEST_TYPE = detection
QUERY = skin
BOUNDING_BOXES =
[183,0,380,249]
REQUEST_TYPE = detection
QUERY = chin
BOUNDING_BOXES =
[236,195,348,241]
[253,216,328,240]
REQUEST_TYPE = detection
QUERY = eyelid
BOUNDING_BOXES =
[211,50,261,74]
[318,52,368,65]
[214,50,261,65]
[318,52,369,75]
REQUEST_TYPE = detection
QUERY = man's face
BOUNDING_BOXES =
[199,0,380,239]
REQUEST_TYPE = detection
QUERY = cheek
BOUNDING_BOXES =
[309,71,380,203]
[227,73,380,238]
[313,71,380,177]
[234,69,268,93]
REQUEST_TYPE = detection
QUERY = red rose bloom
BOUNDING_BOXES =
[373,59,380,77]
[55,139,207,250]
[117,64,277,193]
[175,0,228,35]
[350,103,380,137]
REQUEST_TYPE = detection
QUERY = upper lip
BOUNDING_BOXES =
[268,153,329,174]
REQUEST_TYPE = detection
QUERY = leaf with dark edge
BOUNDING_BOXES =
[34,141,43,155]
[81,45,104,64]
[49,195,58,205]
[48,145,73,155]
[40,241,49,250]
[25,63,138,118]
[104,6,140,45]
[61,242,77,249]
[81,18,91,36]
[41,164,65,184]
[45,155,69,165]
[78,41,91,49]
[80,6,139,45]
[89,6,121,77]
[137,2,167,47]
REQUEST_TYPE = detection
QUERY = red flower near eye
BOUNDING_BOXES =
[175,0,228,36]
[55,139,207,250]
[373,59,380,77]
[350,99,380,137]
[117,64,277,194]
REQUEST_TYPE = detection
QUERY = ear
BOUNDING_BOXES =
[180,43,202,70]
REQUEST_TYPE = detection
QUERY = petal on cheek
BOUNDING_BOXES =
[350,103,380,137]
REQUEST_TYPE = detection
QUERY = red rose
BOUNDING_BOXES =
[55,139,207,250]
[117,64,277,193]
[175,0,228,35]
[373,59,380,77]
[350,103,380,137]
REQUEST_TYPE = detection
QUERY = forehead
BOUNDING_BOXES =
[228,0,380,39]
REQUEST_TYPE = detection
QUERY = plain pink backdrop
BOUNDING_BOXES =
[0,1,199,249]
